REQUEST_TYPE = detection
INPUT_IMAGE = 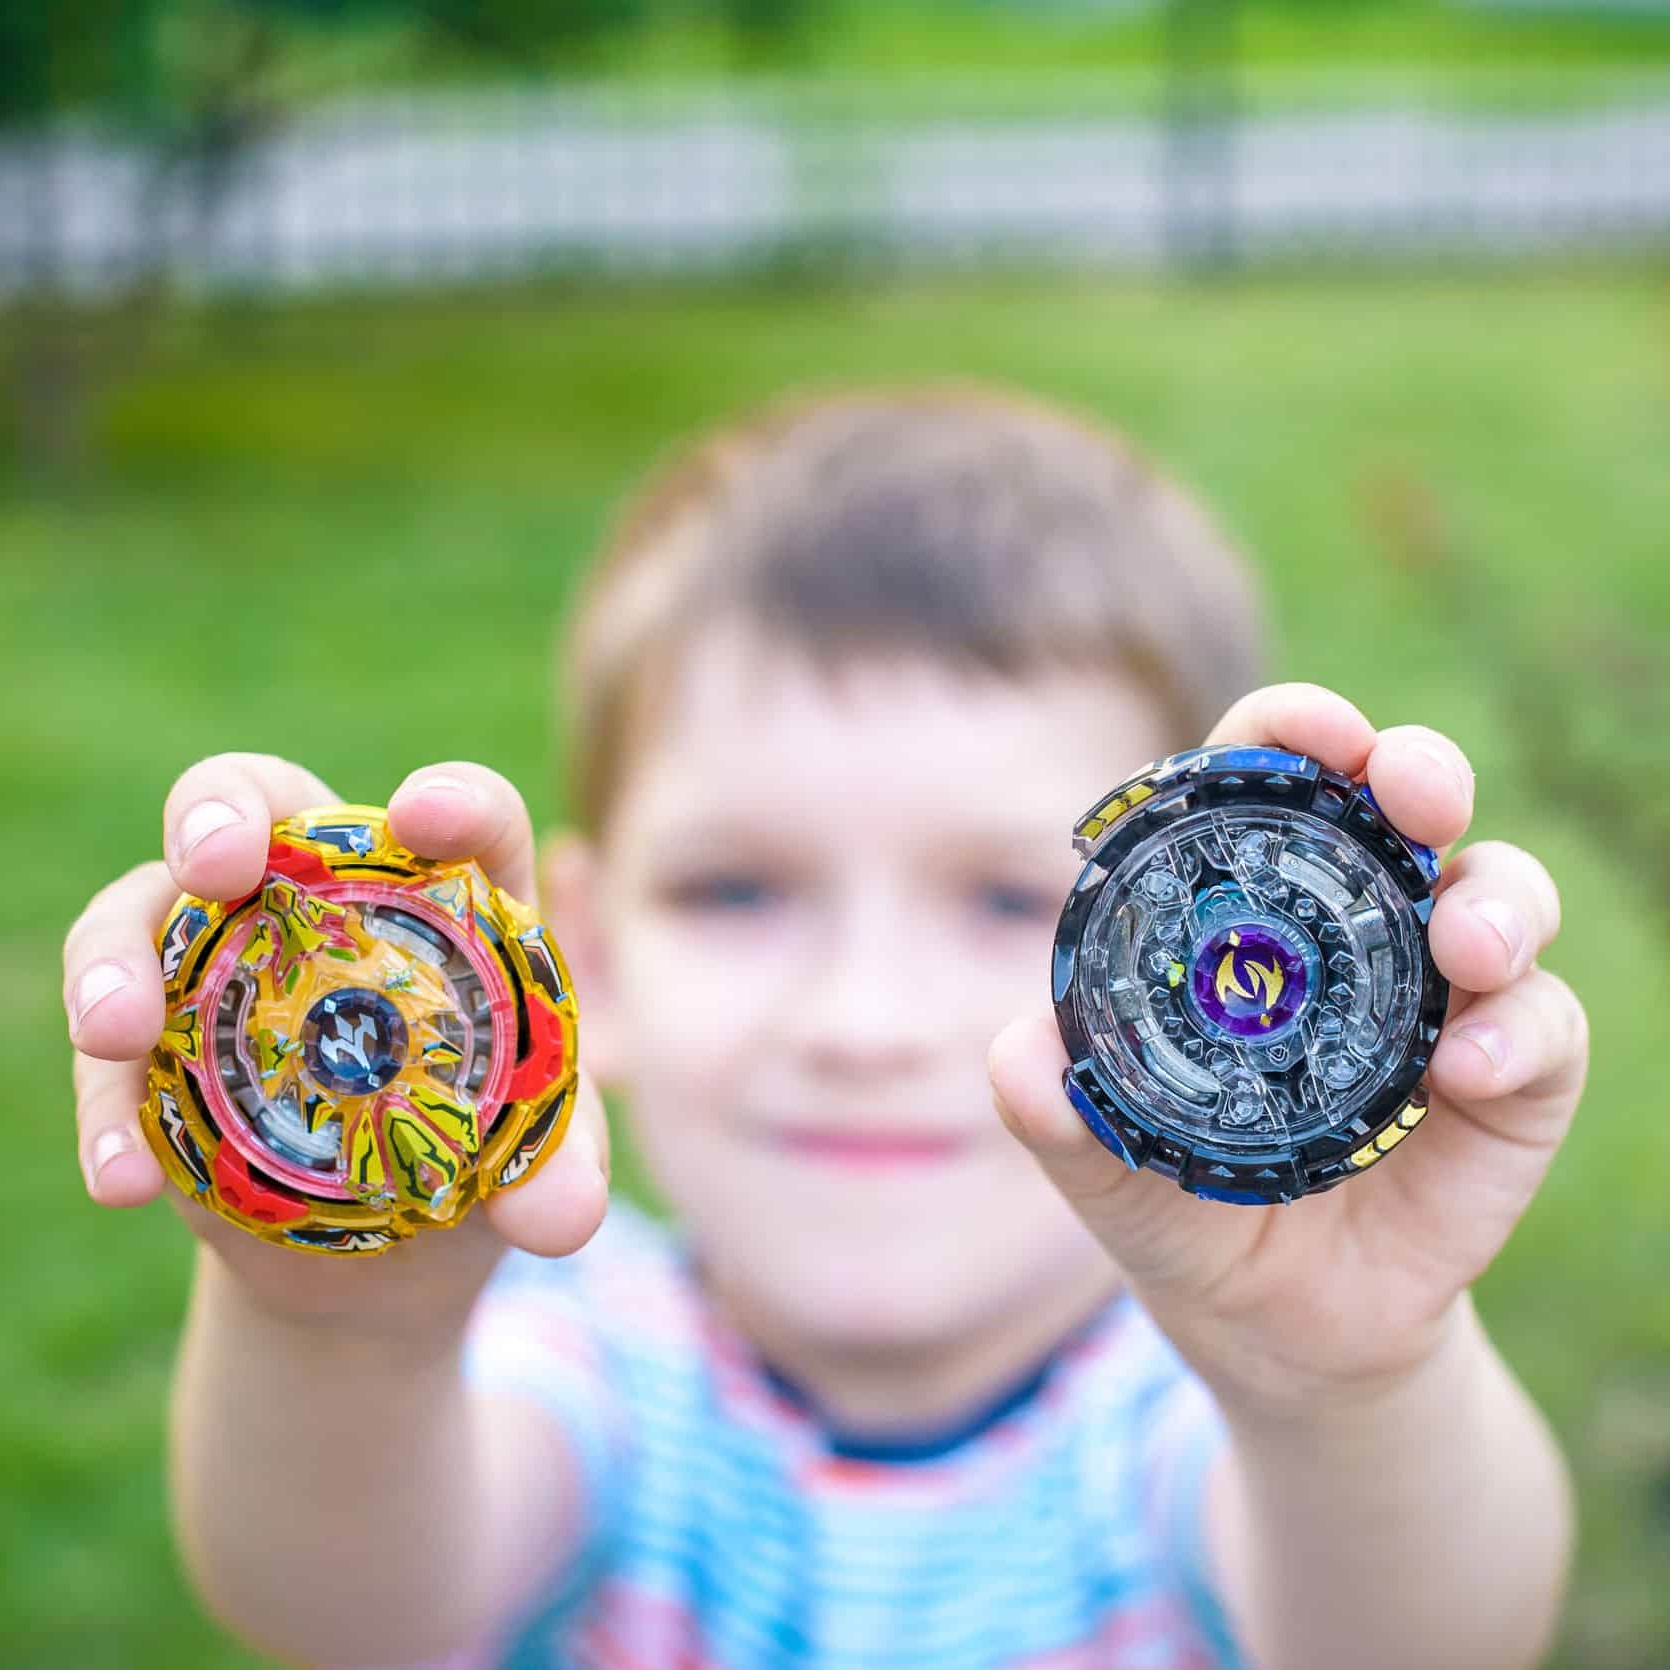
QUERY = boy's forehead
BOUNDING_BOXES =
[611,622,1173,839]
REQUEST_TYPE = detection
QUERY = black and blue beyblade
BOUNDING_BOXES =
[1052,746,1449,1204]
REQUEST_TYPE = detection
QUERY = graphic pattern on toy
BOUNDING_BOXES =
[141,805,578,1255]
[1055,747,1448,1203]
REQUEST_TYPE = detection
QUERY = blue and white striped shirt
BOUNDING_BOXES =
[459,1198,1243,1670]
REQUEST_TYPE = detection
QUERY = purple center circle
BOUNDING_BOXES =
[1189,923,1309,1040]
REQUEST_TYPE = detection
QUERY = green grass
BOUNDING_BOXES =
[173,0,1670,122]
[3,265,1670,1666]
[272,0,1670,80]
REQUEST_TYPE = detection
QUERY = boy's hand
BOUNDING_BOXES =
[989,683,1588,1417]
[64,753,610,1330]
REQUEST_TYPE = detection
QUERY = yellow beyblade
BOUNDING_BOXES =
[142,805,578,1255]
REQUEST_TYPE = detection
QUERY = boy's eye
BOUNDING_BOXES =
[666,874,779,912]
[975,882,1058,922]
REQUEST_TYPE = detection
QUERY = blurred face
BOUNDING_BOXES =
[577,621,1175,1362]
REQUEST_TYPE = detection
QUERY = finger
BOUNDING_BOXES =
[989,1007,1119,1183]
[386,763,538,905]
[1203,683,1378,777]
[163,753,340,901]
[1428,841,1562,993]
[73,1051,165,1206]
[62,860,180,1061]
[1361,724,1475,852]
[482,1070,610,1259]
[987,1008,1223,1290]
[1428,967,1588,1131]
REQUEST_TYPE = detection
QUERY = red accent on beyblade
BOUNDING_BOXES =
[213,1141,309,1225]
[504,994,568,1104]
[265,840,339,892]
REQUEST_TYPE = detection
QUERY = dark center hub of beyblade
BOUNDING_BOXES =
[301,987,409,1096]
[1188,922,1310,1041]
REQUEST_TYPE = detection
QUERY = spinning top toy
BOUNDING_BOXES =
[141,805,578,1254]
[1053,747,1448,1204]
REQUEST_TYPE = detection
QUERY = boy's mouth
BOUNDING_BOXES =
[761,1125,975,1169]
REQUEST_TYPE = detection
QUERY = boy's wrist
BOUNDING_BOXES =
[1204,1287,1572,1670]
[192,1227,496,1365]
[1203,1289,1481,1439]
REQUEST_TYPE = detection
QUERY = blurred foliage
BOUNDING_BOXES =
[1,0,664,490]
[413,0,650,60]
[0,1,127,123]
[0,266,1667,1666]
[6,0,1670,118]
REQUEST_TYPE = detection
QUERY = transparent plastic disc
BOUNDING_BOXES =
[1074,804,1424,1156]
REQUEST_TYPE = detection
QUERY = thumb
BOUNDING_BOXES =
[988,1008,1250,1292]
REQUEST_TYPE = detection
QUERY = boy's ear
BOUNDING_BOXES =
[537,827,625,1090]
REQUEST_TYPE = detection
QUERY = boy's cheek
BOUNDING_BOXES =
[610,943,781,1103]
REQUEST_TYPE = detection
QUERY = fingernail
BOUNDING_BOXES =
[572,1123,607,1187]
[175,799,243,863]
[1451,1020,1509,1075]
[404,774,476,803]
[71,960,130,1032]
[86,1126,137,1193]
[1410,739,1473,800]
[1469,898,1527,974]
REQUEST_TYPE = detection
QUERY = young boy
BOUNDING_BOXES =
[64,387,1585,1670]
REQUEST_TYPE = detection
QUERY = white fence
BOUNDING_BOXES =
[4,81,1669,296]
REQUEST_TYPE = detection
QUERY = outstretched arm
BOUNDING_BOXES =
[1205,1289,1572,1670]
[171,1237,598,1668]
[990,683,1586,1669]
[66,755,615,1666]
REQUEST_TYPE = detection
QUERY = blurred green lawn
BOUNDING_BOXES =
[3,267,1669,1668]
[280,0,1670,102]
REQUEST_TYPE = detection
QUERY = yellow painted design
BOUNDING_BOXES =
[1215,949,1285,1011]
[254,1028,298,1079]
[239,914,277,969]
[386,1111,463,1214]
[301,1090,336,1135]
[1347,1095,1430,1169]
[1074,809,1117,843]
[1167,961,1185,988]
[491,885,538,934]
[345,1114,387,1199]
[1073,778,1158,843]
[406,1086,480,1155]
[162,1006,203,1063]
[260,878,355,978]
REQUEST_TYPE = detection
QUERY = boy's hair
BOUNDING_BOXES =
[561,383,1267,837]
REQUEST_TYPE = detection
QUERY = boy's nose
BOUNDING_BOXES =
[782,896,941,1078]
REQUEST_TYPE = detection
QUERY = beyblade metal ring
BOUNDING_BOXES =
[1053,746,1448,1204]
[142,804,578,1254]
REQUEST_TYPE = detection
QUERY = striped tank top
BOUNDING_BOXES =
[456,1197,1242,1670]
